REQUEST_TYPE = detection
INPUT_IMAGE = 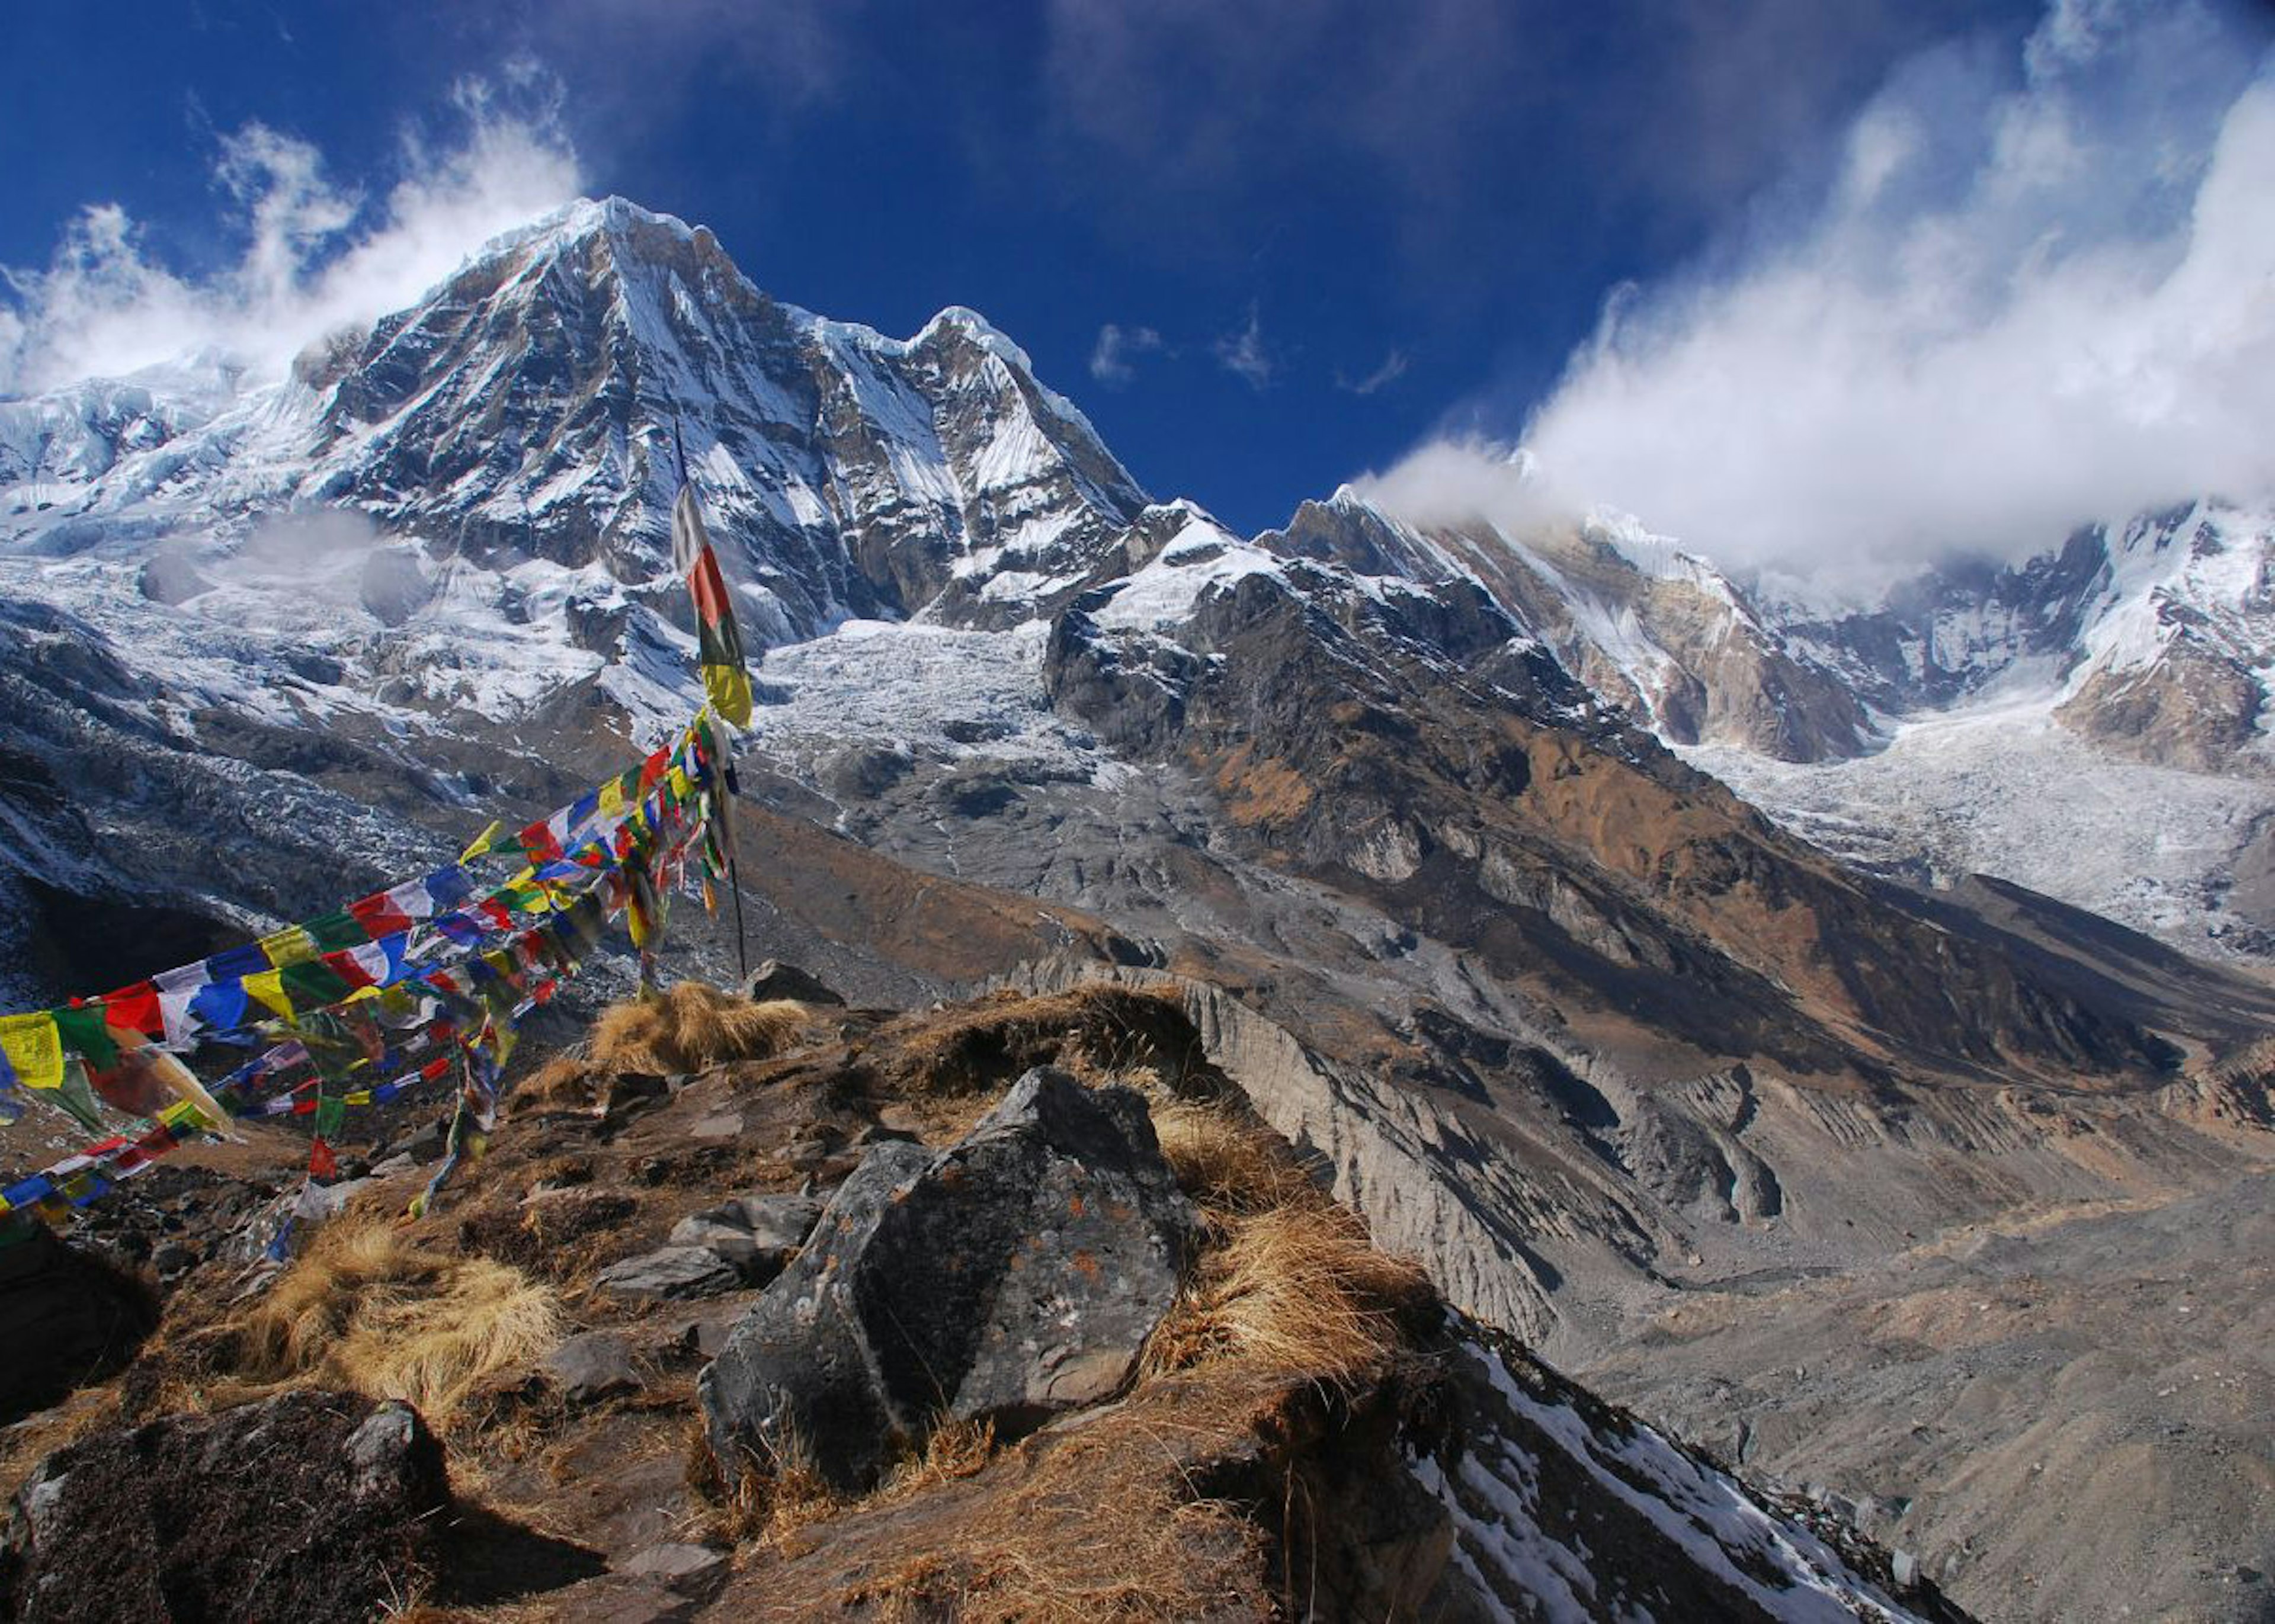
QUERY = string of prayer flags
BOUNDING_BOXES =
[0,711,719,1225]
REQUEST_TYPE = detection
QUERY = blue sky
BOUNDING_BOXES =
[5,0,2271,567]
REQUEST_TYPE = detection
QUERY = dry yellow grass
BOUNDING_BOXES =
[1145,1099,1432,1391]
[232,1217,562,1425]
[1146,1201,1432,1391]
[876,1416,996,1503]
[508,1051,602,1115]
[850,1427,1260,1624]
[587,982,808,1076]
[1149,1100,1323,1218]
[894,984,1197,1094]
[694,1417,852,1548]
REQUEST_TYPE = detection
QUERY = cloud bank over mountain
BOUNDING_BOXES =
[1369,0,2275,582]
[0,69,581,394]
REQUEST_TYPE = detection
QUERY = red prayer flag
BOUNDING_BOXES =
[349,891,414,938]
[99,982,165,1042]
[517,820,565,864]
[321,949,377,991]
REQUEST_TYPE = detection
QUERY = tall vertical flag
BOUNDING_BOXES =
[669,441,754,728]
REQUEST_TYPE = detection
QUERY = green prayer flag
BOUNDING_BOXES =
[52,1058,107,1134]
[50,1006,120,1073]
[305,910,367,952]
[280,960,354,1012]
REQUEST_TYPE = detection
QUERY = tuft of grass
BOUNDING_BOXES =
[690,1417,850,1549]
[1149,1101,1324,1219]
[876,1416,996,1503]
[508,1050,602,1116]
[1145,1202,1433,1391]
[231,1217,562,1426]
[893,983,1200,1095]
[1145,1099,1433,1392]
[587,982,807,1077]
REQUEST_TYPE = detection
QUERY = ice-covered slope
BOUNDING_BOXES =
[1706,502,2275,959]
[0,198,1159,1001]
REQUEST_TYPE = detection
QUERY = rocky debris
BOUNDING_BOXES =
[0,1390,448,1624]
[619,1542,728,1594]
[594,1246,742,1302]
[744,959,846,1007]
[54,1164,285,1285]
[668,1192,819,1288]
[700,1067,1196,1492]
[546,1331,645,1404]
[0,1224,156,1426]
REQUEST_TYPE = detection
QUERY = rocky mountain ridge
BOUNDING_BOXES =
[4,195,2274,1621]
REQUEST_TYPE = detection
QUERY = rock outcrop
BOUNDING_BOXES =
[700,1067,1196,1491]
[0,1391,448,1624]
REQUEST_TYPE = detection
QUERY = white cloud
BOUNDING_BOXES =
[1338,346,1409,396]
[1370,0,2275,580]
[1088,322,1163,386]
[1214,304,1273,390]
[0,70,582,394]
[1354,439,1569,533]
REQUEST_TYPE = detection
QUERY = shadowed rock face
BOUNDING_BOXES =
[0,1228,155,1427]
[1046,547,2203,1086]
[700,1068,1196,1491]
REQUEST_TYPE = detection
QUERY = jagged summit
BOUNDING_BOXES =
[1,195,1152,669]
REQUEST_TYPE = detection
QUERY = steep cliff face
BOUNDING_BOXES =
[1044,510,2232,1087]
[1264,491,1876,763]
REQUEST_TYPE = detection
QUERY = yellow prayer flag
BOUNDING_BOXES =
[129,1035,238,1140]
[257,927,318,968]
[242,970,294,1022]
[459,819,503,864]
[0,1012,65,1090]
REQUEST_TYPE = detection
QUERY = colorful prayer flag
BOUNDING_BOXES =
[670,483,752,726]
[0,1013,63,1091]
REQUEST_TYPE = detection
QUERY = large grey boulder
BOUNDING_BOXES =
[699,1068,1196,1492]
